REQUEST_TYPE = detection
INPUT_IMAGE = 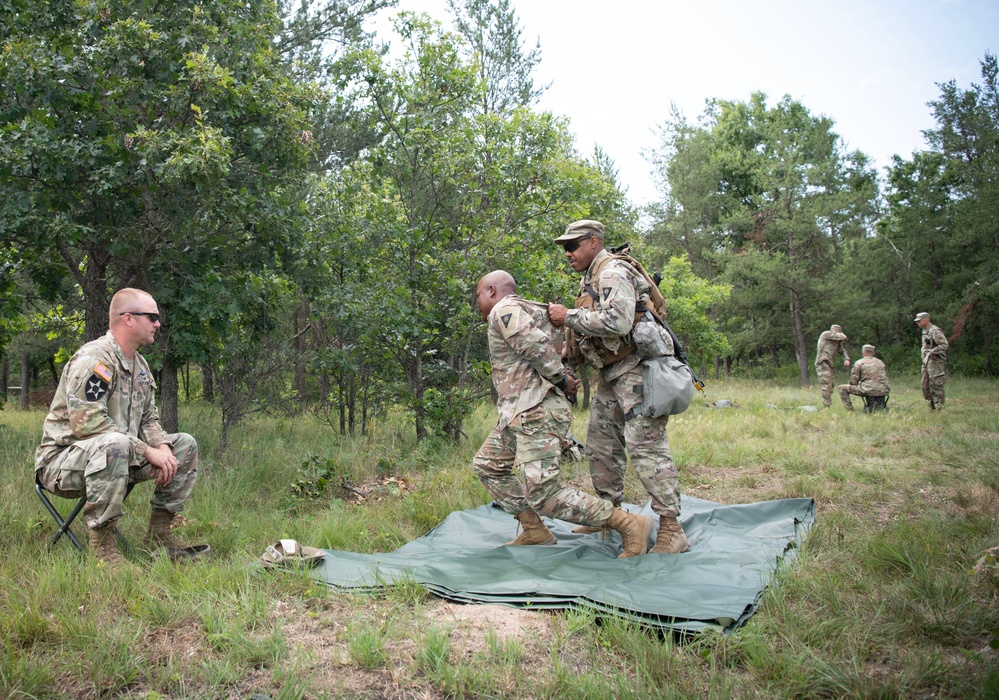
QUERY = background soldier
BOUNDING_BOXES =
[838,344,890,412]
[915,312,949,410]
[548,221,689,555]
[815,324,851,408]
[35,288,207,569]
[473,271,655,558]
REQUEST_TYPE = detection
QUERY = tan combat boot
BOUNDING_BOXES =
[89,523,138,572]
[145,509,210,560]
[604,508,655,558]
[648,515,690,554]
[505,510,557,546]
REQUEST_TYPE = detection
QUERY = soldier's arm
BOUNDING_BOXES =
[931,328,949,356]
[849,361,861,386]
[65,354,125,439]
[139,381,171,449]
[498,305,567,386]
[563,264,636,338]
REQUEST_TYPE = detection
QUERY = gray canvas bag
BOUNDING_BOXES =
[639,355,696,417]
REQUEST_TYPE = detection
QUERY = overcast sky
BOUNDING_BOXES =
[370,0,997,207]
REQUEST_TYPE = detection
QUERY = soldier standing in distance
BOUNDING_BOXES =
[35,288,208,569]
[548,220,690,555]
[815,324,851,408]
[473,271,655,558]
[837,344,890,412]
[915,312,949,410]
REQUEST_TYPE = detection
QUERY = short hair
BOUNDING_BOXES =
[109,288,154,323]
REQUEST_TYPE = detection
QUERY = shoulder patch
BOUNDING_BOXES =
[602,287,612,301]
[501,313,512,328]
[496,304,526,339]
[84,374,110,402]
[94,362,113,383]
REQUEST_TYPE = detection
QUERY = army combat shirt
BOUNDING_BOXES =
[849,356,890,396]
[921,324,949,364]
[488,295,568,428]
[35,330,170,471]
[815,330,849,365]
[564,249,651,380]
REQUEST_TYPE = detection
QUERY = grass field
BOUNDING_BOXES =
[1,377,997,698]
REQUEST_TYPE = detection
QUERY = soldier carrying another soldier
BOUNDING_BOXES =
[815,324,851,408]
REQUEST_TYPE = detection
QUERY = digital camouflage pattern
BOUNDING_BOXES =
[35,331,199,529]
[838,356,890,411]
[565,249,651,379]
[473,295,613,526]
[485,295,567,429]
[815,329,850,407]
[566,251,682,519]
[921,323,949,408]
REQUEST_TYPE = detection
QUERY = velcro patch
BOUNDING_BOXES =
[93,362,113,382]
[84,374,110,402]
[498,306,523,339]
[602,287,612,301]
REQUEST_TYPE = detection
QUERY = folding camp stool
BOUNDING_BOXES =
[35,475,136,555]
[863,394,889,414]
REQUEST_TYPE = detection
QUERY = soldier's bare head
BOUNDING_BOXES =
[109,288,160,354]
[476,271,516,321]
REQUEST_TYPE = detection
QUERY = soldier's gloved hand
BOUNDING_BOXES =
[558,372,580,403]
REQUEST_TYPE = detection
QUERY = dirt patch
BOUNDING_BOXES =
[684,462,785,505]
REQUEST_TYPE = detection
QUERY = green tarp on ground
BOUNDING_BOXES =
[310,495,815,633]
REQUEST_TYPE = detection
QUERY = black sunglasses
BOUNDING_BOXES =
[562,235,592,253]
[120,311,160,323]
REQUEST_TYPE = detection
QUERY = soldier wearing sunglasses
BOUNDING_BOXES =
[547,220,690,554]
[35,288,208,569]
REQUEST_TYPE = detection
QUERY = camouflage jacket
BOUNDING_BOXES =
[35,331,169,470]
[487,295,569,428]
[815,330,849,365]
[565,249,651,379]
[921,324,949,364]
[850,356,890,396]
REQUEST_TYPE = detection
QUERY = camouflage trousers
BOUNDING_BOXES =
[473,393,613,527]
[815,362,836,407]
[36,432,199,530]
[586,362,681,518]
[921,360,946,409]
[838,384,882,411]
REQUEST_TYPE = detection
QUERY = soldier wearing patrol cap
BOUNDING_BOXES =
[548,220,690,555]
[915,312,948,410]
[35,288,208,569]
[837,344,890,412]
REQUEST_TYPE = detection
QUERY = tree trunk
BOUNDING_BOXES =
[83,257,110,342]
[200,363,214,402]
[160,356,179,434]
[790,291,809,385]
[20,349,30,410]
[1,354,8,402]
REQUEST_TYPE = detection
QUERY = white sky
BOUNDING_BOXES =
[371,0,997,206]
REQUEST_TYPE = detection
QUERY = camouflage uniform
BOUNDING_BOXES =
[473,295,614,526]
[838,355,890,411]
[564,250,682,519]
[35,331,199,530]
[921,324,949,409]
[815,329,850,407]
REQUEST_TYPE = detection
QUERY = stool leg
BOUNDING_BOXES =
[35,484,86,552]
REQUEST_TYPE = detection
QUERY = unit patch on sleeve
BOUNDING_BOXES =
[85,374,110,402]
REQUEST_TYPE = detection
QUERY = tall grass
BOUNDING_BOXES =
[0,377,996,697]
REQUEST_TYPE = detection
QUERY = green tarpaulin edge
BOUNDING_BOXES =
[309,495,815,633]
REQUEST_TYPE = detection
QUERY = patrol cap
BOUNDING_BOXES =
[862,344,876,354]
[554,219,605,244]
[913,312,930,322]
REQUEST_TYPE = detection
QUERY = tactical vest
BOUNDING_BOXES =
[568,252,668,367]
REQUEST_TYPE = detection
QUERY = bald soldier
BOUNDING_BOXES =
[548,221,689,555]
[838,344,890,412]
[473,271,655,558]
[915,312,949,410]
[35,288,207,569]
[815,324,851,408]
